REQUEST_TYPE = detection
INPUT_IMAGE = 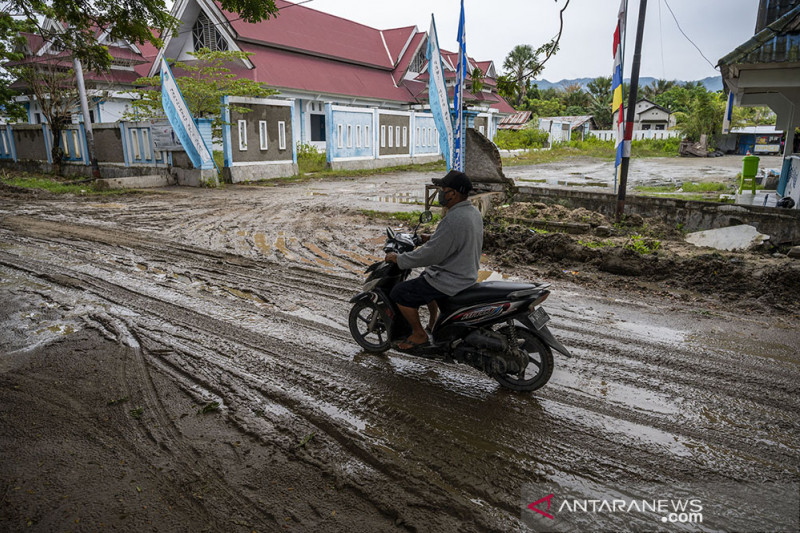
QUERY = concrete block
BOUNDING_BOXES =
[685,224,770,251]
[224,162,298,183]
[95,174,173,190]
[788,246,800,259]
[172,168,218,187]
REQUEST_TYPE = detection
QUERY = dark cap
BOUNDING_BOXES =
[432,170,473,195]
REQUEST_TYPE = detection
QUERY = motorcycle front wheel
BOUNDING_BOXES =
[348,300,391,353]
[493,327,554,392]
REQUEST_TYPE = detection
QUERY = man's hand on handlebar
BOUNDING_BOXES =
[384,253,398,263]
[420,234,431,244]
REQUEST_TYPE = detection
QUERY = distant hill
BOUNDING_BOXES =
[535,76,723,92]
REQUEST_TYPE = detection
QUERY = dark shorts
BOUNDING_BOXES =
[390,275,447,309]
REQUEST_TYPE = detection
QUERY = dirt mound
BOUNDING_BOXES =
[484,222,800,309]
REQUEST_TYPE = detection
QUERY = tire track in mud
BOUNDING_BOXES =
[2,214,799,529]
[2,243,797,528]
[8,219,793,482]
[0,251,516,532]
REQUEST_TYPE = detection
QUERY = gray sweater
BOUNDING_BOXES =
[397,200,483,295]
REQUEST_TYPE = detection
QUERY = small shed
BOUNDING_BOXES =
[498,111,533,130]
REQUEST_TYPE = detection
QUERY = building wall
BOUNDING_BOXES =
[13,126,48,161]
[93,126,126,163]
[378,113,411,156]
[329,107,374,159]
[413,115,440,155]
[230,105,294,163]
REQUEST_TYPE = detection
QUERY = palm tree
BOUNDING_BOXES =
[641,79,676,100]
[587,76,613,129]
[503,44,541,108]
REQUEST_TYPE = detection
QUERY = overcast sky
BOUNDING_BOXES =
[299,0,758,82]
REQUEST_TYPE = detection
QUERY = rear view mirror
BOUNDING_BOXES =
[419,211,433,224]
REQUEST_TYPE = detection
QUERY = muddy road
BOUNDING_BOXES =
[1,169,799,532]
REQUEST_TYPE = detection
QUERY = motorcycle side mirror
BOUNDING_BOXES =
[412,210,433,236]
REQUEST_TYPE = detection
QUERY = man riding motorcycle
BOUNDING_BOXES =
[384,170,483,351]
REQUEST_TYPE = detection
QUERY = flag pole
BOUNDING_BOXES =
[616,0,647,222]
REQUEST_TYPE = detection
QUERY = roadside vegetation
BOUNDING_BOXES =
[634,180,739,203]
[0,171,136,196]
[358,209,442,227]
[501,135,681,166]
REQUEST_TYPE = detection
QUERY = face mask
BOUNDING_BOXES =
[437,189,449,206]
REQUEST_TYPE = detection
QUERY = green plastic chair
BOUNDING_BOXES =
[739,155,759,194]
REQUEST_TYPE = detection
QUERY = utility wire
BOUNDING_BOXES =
[662,0,718,71]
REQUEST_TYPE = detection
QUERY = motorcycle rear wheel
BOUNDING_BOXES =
[348,300,391,353]
[493,327,554,392]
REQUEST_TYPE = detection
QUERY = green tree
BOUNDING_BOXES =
[7,61,81,175]
[524,98,565,118]
[559,82,589,110]
[641,79,677,101]
[469,67,485,95]
[126,49,277,139]
[0,13,31,122]
[587,76,612,129]
[503,44,542,108]
[496,74,519,104]
[732,105,776,127]
[674,90,725,144]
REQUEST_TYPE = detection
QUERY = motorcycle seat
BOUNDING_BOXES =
[440,281,542,310]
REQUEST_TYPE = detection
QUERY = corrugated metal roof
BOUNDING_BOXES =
[718,5,800,67]
[499,111,532,125]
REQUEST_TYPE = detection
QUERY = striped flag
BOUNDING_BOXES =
[722,91,734,134]
[427,15,454,170]
[160,58,214,170]
[612,0,629,187]
[453,0,467,172]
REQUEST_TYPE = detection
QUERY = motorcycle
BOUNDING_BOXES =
[348,211,572,392]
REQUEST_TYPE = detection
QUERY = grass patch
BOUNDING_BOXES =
[682,182,730,192]
[1,171,139,196]
[359,209,442,226]
[501,136,680,166]
[625,234,661,255]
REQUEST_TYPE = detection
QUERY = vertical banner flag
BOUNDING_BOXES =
[612,0,628,189]
[722,91,734,134]
[428,15,454,170]
[453,0,467,172]
[160,58,214,169]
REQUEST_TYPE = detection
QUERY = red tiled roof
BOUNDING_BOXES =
[134,39,160,78]
[382,26,416,65]
[392,33,425,79]
[235,42,415,102]
[222,0,393,69]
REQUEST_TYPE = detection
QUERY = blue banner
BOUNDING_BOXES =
[160,58,214,170]
[427,15,453,170]
[453,0,467,172]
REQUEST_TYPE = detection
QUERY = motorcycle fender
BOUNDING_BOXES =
[349,290,391,309]
[519,316,573,358]
[349,292,374,304]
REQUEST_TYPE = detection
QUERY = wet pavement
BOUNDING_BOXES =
[1,164,798,531]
